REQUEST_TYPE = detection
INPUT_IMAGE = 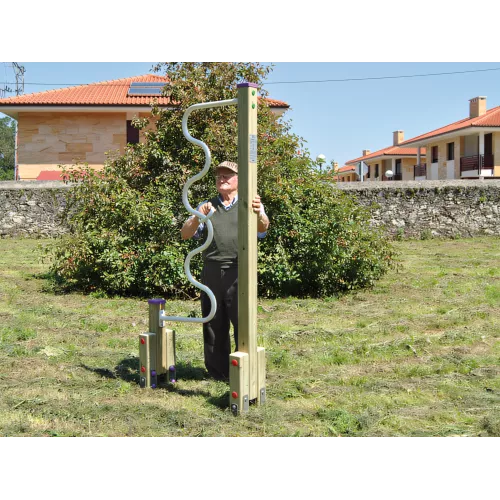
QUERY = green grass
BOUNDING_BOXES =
[0,237,499,436]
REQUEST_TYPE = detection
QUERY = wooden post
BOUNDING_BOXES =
[165,329,176,382]
[229,352,249,415]
[141,298,176,388]
[139,332,157,388]
[237,82,259,402]
[148,298,166,375]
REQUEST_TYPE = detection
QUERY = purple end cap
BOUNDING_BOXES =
[148,298,166,305]
[237,82,259,89]
[169,365,175,372]
[151,370,156,377]
[151,384,156,389]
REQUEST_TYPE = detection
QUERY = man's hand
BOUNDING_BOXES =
[198,201,213,216]
[252,195,262,214]
[252,194,269,233]
[181,202,213,241]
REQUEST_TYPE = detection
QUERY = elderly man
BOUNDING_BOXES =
[181,161,270,380]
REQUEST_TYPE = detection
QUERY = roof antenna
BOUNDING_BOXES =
[12,63,25,96]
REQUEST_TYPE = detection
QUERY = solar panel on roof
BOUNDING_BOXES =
[128,87,163,96]
[127,82,168,96]
[130,82,167,87]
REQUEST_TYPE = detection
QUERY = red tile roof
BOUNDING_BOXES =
[346,145,425,165]
[0,74,289,109]
[399,106,500,145]
[337,165,356,173]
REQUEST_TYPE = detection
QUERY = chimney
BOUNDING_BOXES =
[393,130,404,146]
[469,96,487,118]
[362,149,371,156]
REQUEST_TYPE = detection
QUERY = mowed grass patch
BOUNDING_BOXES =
[0,237,498,436]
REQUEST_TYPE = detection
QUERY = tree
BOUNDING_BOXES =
[0,115,15,181]
[47,62,398,298]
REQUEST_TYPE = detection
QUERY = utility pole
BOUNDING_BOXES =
[10,63,25,180]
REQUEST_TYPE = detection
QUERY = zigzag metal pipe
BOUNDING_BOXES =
[160,98,238,324]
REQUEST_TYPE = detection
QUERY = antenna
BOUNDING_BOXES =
[1,63,12,97]
[0,63,25,97]
[12,63,26,96]
[0,83,13,98]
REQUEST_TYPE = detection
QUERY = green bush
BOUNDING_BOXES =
[45,63,398,299]
[258,177,398,297]
[46,168,199,298]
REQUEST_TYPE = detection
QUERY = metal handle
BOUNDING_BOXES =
[160,98,238,324]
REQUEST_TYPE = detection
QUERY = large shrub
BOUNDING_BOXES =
[46,62,398,298]
[258,176,398,297]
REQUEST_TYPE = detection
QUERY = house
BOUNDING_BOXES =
[336,165,358,182]
[0,74,289,181]
[399,96,500,180]
[345,131,425,182]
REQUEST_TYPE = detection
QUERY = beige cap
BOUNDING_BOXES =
[216,161,238,173]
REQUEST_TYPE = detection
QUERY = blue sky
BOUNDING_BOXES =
[2,62,500,168]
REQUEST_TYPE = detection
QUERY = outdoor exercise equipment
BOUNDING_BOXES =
[139,82,266,415]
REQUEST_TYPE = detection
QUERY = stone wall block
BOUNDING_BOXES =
[1,180,499,239]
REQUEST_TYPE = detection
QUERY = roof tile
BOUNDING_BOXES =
[347,145,425,165]
[0,74,289,108]
[400,106,500,145]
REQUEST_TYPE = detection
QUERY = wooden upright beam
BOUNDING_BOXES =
[148,298,167,375]
[237,82,259,401]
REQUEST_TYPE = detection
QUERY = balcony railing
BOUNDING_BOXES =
[460,154,494,174]
[414,163,427,177]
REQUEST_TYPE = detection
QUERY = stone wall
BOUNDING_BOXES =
[337,179,500,238]
[1,179,499,239]
[17,112,127,180]
[0,181,72,237]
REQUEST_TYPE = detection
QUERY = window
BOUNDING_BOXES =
[447,142,454,161]
[127,120,140,144]
[431,146,439,163]
[375,164,379,178]
[485,133,493,156]
[395,159,402,174]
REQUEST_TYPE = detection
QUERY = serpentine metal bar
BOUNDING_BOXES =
[160,98,238,324]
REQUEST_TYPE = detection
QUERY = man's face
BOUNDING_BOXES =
[215,167,238,193]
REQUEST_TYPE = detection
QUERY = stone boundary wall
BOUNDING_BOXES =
[1,179,499,239]
[0,181,72,238]
[337,180,500,238]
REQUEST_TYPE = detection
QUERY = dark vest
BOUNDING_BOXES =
[202,196,238,268]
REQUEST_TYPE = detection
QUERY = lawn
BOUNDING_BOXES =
[0,236,498,436]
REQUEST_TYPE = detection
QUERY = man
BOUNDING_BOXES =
[181,161,270,380]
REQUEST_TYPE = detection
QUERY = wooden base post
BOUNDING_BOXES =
[165,328,176,382]
[139,299,176,388]
[139,332,157,388]
[229,352,249,415]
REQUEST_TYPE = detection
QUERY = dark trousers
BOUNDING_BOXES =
[201,263,238,379]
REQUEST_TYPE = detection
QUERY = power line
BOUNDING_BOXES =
[264,67,500,85]
[2,66,500,88]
